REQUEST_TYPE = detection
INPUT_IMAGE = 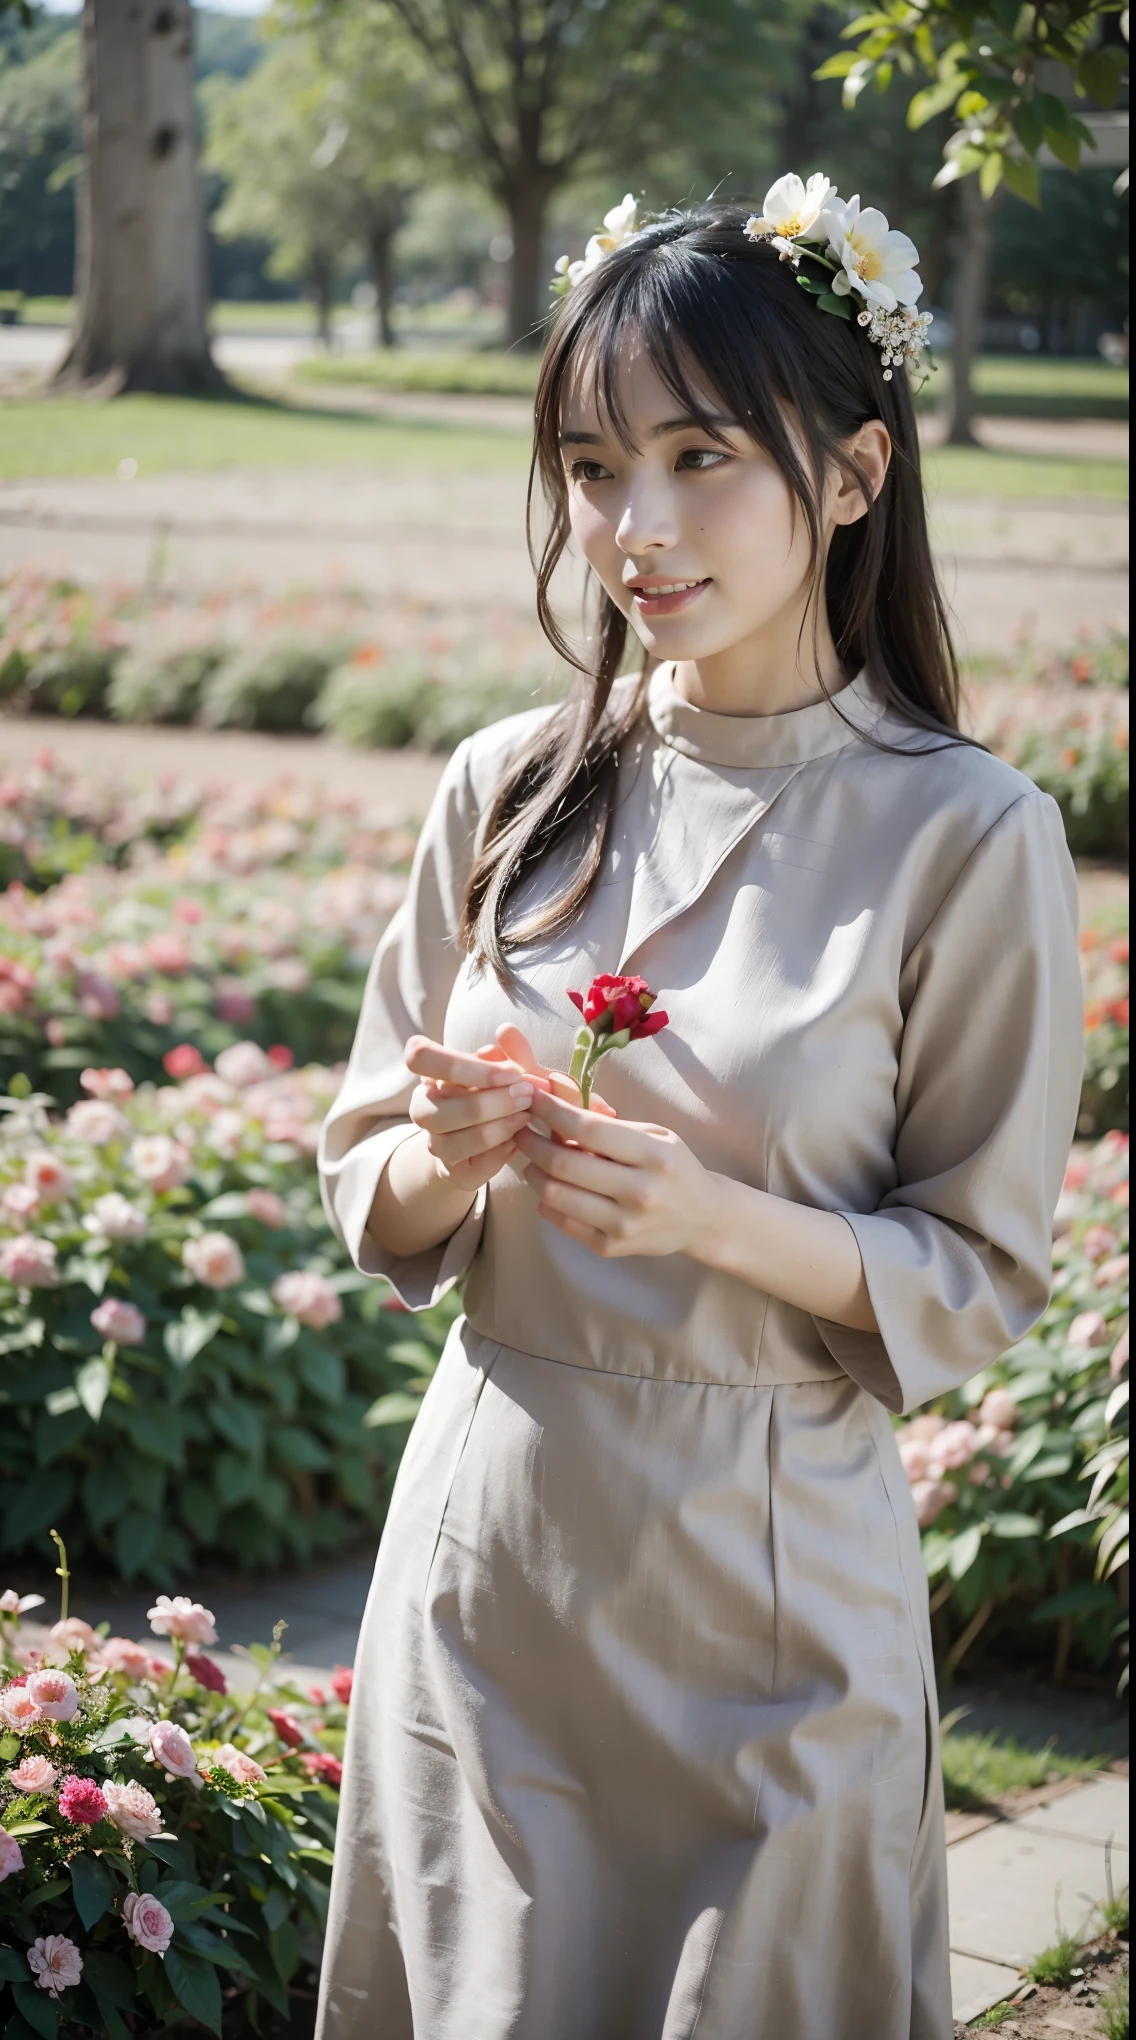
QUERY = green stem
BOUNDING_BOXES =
[49,1528,69,1627]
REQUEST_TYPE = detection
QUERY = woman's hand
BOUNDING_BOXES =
[514,1089,712,1259]
[405,1035,544,1192]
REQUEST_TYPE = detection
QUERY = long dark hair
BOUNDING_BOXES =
[460,200,960,977]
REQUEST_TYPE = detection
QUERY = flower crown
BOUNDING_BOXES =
[551,176,933,383]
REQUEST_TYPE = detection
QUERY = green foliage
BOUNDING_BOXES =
[315,648,563,753]
[295,348,542,397]
[200,638,345,733]
[0,1065,456,1580]
[1097,1961,1129,2039]
[0,31,79,296]
[1028,1927,1085,1988]
[0,1581,346,2032]
[107,640,227,726]
[1011,724,1129,860]
[828,0,1127,198]
[899,1132,1129,1680]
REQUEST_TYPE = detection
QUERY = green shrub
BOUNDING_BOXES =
[293,347,541,398]
[0,1576,343,2033]
[314,645,564,752]
[314,655,436,748]
[1080,918,1129,1139]
[200,640,349,733]
[20,645,120,720]
[1012,724,1130,859]
[108,640,227,725]
[0,1060,456,1580]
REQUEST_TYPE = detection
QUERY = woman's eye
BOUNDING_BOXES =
[677,448,727,471]
[571,459,614,483]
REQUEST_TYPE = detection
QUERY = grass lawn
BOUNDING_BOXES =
[0,393,1126,498]
[0,393,532,479]
[295,348,541,397]
[940,1726,1110,1812]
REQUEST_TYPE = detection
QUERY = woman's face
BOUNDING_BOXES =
[559,336,887,696]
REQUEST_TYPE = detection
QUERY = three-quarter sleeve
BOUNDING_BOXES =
[318,739,483,1308]
[816,791,1083,1413]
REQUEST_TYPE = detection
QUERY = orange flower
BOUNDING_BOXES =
[1083,1000,1104,1031]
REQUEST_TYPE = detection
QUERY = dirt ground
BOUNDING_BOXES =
[954,1934,1128,2035]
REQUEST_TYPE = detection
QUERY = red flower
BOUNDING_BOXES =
[330,1666,354,1706]
[185,1652,227,1695]
[1109,939,1129,967]
[58,1775,108,1826]
[266,1045,294,1071]
[267,1708,303,1749]
[567,974,669,1041]
[163,1044,207,1080]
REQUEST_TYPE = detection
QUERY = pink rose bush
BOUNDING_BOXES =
[0,1046,435,1579]
[0,1553,347,2033]
[894,1132,1128,1679]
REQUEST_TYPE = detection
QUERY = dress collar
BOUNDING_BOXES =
[647,663,881,769]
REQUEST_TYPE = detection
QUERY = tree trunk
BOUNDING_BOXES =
[503,175,554,352]
[53,0,224,395]
[368,226,397,350]
[312,258,335,350]
[946,175,1000,447]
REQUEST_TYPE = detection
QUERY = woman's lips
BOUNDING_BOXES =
[630,579,710,617]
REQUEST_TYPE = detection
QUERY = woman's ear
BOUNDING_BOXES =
[829,420,892,528]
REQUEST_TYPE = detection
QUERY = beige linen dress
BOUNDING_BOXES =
[316,668,1082,2040]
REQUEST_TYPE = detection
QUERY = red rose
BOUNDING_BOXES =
[568,973,668,1040]
[267,1708,304,1749]
[163,1044,207,1080]
[331,1666,354,1706]
[185,1651,227,1695]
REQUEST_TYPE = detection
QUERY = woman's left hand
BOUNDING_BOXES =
[514,1090,714,1260]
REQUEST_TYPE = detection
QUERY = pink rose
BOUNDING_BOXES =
[301,1751,343,1786]
[27,1934,82,1995]
[163,1044,207,1080]
[932,1421,980,1471]
[1096,1254,1129,1290]
[146,931,191,975]
[49,1617,98,1656]
[148,1720,198,1780]
[271,1270,343,1330]
[1084,1224,1120,1262]
[102,941,149,980]
[0,1685,41,1732]
[0,1830,24,1882]
[1,1183,40,1221]
[904,1413,945,1443]
[77,969,119,1021]
[214,986,257,1027]
[103,1778,164,1841]
[247,1188,286,1229]
[9,1754,57,1793]
[58,1775,109,1826]
[65,1100,124,1146]
[100,1637,152,1679]
[90,1298,147,1347]
[898,1434,934,1482]
[147,1595,218,1645]
[331,1665,354,1706]
[215,1042,272,1089]
[80,1067,134,1101]
[122,1890,174,1955]
[911,1478,958,1528]
[1111,1327,1129,1381]
[183,1232,245,1290]
[178,1074,235,1117]
[1068,1310,1109,1350]
[209,1742,266,1785]
[85,1193,148,1242]
[26,1670,79,1721]
[205,1109,246,1159]
[266,1708,303,1749]
[0,1235,58,1288]
[977,1389,1018,1433]
[130,1135,191,1193]
[24,1151,71,1202]
[0,1590,45,1616]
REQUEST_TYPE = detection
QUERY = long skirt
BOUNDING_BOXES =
[315,1318,952,2040]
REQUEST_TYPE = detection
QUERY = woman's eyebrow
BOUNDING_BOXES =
[559,429,605,446]
[558,413,739,449]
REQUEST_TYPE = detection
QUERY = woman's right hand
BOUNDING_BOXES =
[404,1036,547,1191]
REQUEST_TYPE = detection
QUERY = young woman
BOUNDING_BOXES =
[315,188,1083,2040]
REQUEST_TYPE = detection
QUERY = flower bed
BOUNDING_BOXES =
[894,1131,1129,1683]
[0,1571,347,2033]
[0,1053,455,1580]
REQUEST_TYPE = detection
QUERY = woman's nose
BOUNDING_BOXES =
[614,477,678,555]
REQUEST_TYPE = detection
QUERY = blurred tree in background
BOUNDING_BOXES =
[0,29,78,299]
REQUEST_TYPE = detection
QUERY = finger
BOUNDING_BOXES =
[405,1035,523,1089]
[515,1124,638,1202]
[495,1022,545,1077]
[521,1164,628,1236]
[436,1113,533,1166]
[540,1210,612,1254]
[527,1090,662,1163]
[414,1081,534,1135]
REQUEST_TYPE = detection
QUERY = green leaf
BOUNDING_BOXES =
[140,1833,198,1879]
[816,293,852,319]
[1030,1581,1117,1623]
[795,274,829,295]
[163,1949,222,2036]
[0,1732,21,1760]
[11,1987,57,2040]
[270,1426,330,1470]
[1011,98,1045,155]
[70,1849,115,1928]
[907,75,964,128]
[989,1512,1042,1539]
[81,1459,126,1531]
[270,1916,300,1986]
[0,1949,29,1982]
[82,1951,138,2011]
[214,1449,260,1508]
[164,1310,223,1369]
[979,151,1003,199]
[1044,125,1082,170]
[74,1356,111,1422]
[362,1390,424,1429]
[1078,48,1125,110]
[120,1403,185,1467]
[948,1524,985,1578]
[114,1506,160,1578]
[1001,154,1041,207]
[813,49,858,79]
[209,1396,263,1457]
[262,1885,291,1933]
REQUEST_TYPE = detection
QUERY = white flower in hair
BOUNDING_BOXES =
[552,194,642,294]
[744,172,835,250]
[824,196,923,313]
